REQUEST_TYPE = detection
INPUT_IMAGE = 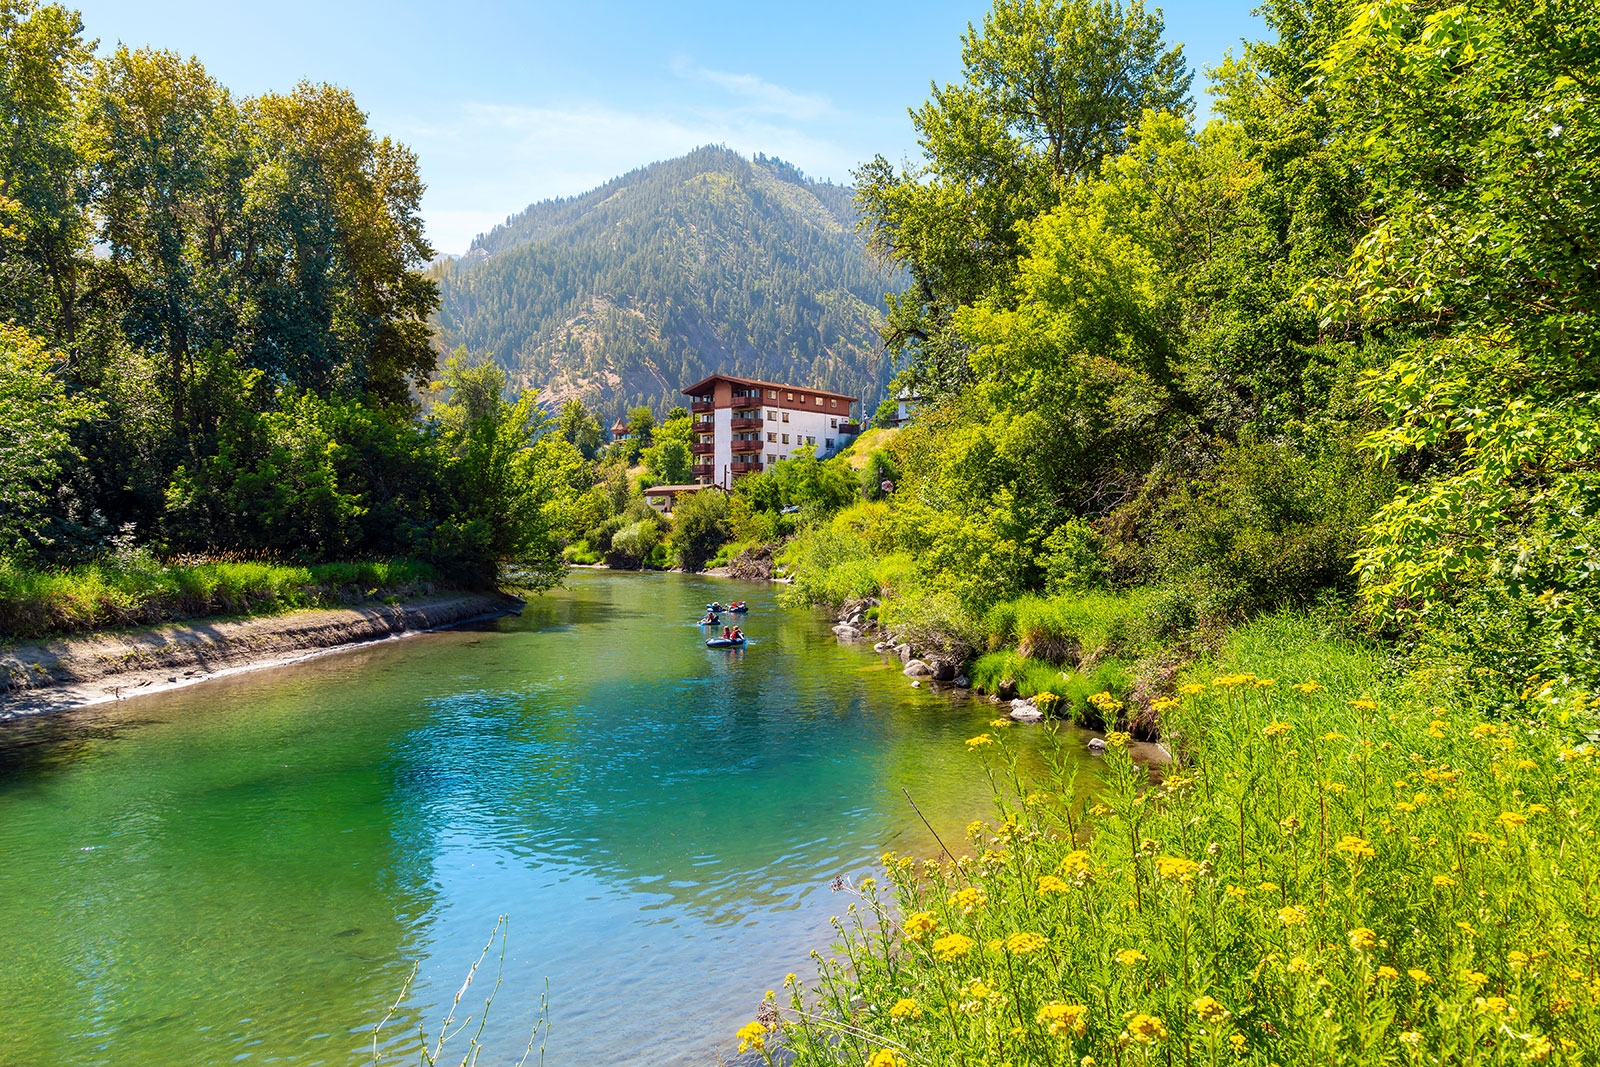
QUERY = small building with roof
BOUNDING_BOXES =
[682,373,861,488]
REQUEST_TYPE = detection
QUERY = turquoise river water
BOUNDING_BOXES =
[0,570,1096,1066]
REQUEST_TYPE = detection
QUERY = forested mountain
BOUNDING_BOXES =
[430,147,905,420]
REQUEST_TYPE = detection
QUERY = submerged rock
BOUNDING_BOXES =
[953,674,971,689]
[1087,737,1108,754]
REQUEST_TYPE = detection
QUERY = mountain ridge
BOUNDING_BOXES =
[430,146,905,420]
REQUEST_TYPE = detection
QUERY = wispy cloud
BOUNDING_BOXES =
[669,56,836,122]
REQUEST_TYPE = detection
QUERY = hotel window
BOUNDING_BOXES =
[807,435,815,445]
[815,396,823,407]
[830,398,838,408]
[781,433,789,444]
[766,432,776,442]
[767,453,775,464]
[825,438,834,450]
[786,392,793,400]
[768,390,777,399]
[767,409,776,420]
[830,418,837,428]
[781,412,789,422]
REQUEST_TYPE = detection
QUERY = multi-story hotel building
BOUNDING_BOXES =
[683,373,862,487]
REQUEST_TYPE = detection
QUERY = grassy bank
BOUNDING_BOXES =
[749,611,1596,1065]
[0,556,444,640]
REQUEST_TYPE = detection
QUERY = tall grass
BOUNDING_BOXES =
[0,557,440,639]
[750,614,1598,1065]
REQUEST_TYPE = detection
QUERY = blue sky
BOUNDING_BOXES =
[75,1,1265,256]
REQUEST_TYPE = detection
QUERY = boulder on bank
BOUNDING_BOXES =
[832,623,864,639]
[996,677,1019,700]
[1009,699,1044,723]
[895,643,914,662]
[903,659,934,679]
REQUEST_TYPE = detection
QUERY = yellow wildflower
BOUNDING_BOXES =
[1116,948,1147,966]
[1262,721,1291,738]
[1006,931,1048,955]
[1288,956,1313,974]
[1399,1032,1422,1046]
[890,998,921,1019]
[1150,697,1179,712]
[948,886,987,914]
[1376,965,1399,980]
[903,911,937,939]
[1225,885,1247,899]
[1059,850,1092,874]
[1229,1033,1247,1052]
[1460,969,1488,988]
[866,1050,905,1067]
[1154,855,1203,881]
[736,1020,767,1052]
[1433,874,1456,888]
[965,734,995,750]
[1037,1001,1088,1037]
[1178,682,1206,695]
[1497,810,1528,829]
[1126,1014,1167,1043]
[1348,927,1377,951]
[1348,699,1378,710]
[1474,996,1511,1017]
[1192,995,1227,1021]
[1038,875,1070,895]
[1334,834,1376,859]
[932,933,974,961]
[1508,951,1529,969]
[1408,968,1432,984]
[1106,731,1130,748]
[1278,905,1308,927]
[1292,681,1325,693]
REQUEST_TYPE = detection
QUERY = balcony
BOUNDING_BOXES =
[731,461,763,475]
[838,421,861,435]
[690,463,713,480]
[728,417,763,432]
[691,441,714,455]
[690,400,714,414]
[731,438,763,453]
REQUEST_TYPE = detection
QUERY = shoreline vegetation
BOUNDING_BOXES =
[0,590,519,715]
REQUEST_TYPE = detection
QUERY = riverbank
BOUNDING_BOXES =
[0,592,521,717]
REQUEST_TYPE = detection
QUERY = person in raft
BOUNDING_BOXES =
[700,611,718,625]
[721,626,733,640]
[731,627,744,642]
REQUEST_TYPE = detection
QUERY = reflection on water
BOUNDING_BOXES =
[0,571,1100,1066]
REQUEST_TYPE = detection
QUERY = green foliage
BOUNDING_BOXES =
[605,515,666,570]
[775,624,1600,1066]
[854,0,1191,399]
[1139,435,1392,616]
[859,449,901,501]
[0,554,438,639]
[0,323,99,550]
[669,489,732,572]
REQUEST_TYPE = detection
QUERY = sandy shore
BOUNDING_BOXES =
[0,593,522,718]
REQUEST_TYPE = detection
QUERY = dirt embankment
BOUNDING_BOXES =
[0,593,521,717]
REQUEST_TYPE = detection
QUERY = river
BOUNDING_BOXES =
[0,570,1098,1066]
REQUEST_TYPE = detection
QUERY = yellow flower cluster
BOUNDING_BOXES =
[1037,1001,1088,1036]
[1126,1013,1167,1043]
[948,886,987,914]
[1154,855,1203,881]
[903,911,937,940]
[1006,931,1048,955]
[889,997,921,1019]
[965,733,995,750]
[736,1020,767,1053]
[932,933,974,960]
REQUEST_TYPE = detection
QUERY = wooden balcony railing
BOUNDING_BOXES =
[728,417,764,432]
[690,400,714,414]
[731,438,763,453]
[731,461,763,475]
[691,441,714,455]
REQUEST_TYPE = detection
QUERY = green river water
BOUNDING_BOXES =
[0,570,1098,1066]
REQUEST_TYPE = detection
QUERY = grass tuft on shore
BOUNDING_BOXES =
[755,611,1600,1065]
[0,557,441,640]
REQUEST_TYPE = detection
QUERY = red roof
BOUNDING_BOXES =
[681,372,858,404]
